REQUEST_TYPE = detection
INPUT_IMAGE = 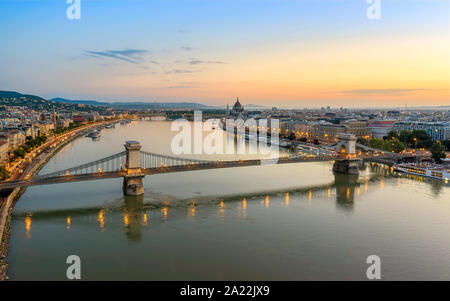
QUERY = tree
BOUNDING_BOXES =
[369,138,384,150]
[431,141,446,163]
[385,130,398,141]
[411,130,432,148]
[0,165,9,180]
[37,135,47,143]
[26,139,35,148]
[370,137,404,153]
[357,137,368,145]
[399,130,412,146]
[442,140,450,151]
[384,139,405,153]
[13,148,26,159]
[395,129,432,148]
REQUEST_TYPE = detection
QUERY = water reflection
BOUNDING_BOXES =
[66,216,71,230]
[334,174,359,212]
[24,214,32,238]
[123,213,129,226]
[12,169,450,257]
[218,200,225,222]
[430,179,444,197]
[123,195,144,242]
[142,213,148,226]
[97,210,105,230]
[240,197,247,219]
[15,174,381,239]
[161,207,168,220]
[188,201,196,219]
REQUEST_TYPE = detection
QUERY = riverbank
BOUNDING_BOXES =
[0,120,120,280]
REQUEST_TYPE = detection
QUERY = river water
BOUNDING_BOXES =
[6,121,450,280]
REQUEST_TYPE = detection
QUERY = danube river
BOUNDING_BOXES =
[6,121,450,280]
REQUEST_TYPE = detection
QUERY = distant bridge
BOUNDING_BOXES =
[0,135,415,195]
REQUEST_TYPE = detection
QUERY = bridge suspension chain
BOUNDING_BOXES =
[139,151,215,169]
[36,151,127,179]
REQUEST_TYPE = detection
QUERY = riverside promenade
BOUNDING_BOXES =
[0,119,121,280]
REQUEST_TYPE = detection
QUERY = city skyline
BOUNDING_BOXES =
[0,0,449,107]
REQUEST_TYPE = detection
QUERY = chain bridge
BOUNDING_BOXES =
[0,135,415,195]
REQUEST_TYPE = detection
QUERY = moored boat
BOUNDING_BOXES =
[87,130,101,138]
[393,163,449,181]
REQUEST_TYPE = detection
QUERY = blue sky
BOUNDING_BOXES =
[0,0,449,107]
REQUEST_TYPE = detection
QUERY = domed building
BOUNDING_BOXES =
[226,97,247,119]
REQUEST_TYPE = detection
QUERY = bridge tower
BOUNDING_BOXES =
[123,141,145,196]
[335,134,356,155]
[333,134,359,175]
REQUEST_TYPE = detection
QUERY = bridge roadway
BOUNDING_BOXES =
[0,153,404,190]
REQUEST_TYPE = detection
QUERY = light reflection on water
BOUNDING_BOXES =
[6,121,450,280]
[15,175,376,239]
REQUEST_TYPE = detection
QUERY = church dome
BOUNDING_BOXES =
[227,97,246,118]
[233,98,242,109]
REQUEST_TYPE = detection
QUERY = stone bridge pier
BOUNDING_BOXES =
[123,141,145,196]
[333,134,359,175]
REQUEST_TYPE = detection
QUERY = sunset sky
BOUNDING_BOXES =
[0,0,449,107]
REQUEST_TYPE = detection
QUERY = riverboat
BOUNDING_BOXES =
[393,163,449,181]
[87,131,101,138]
